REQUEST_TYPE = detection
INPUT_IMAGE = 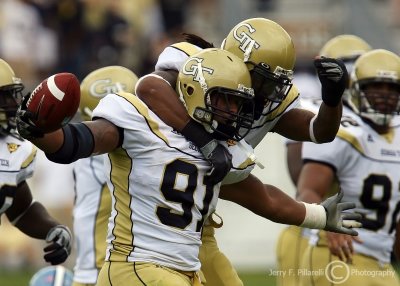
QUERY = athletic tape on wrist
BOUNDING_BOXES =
[299,202,326,229]
[309,114,318,143]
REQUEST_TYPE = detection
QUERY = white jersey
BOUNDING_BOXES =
[0,135,36,215]
[155,42,300,148]
[92,92,255,271]
[302,113,400,264]
[72,155,110,283]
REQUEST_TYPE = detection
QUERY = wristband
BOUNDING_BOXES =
[299,202,327,229]
[309,115,318,143]
[181,119,213,148]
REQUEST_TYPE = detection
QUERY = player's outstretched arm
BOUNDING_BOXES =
[16,92,120,165]
[15,72,121,164]
[136,71,232,185]
[6,181,72,265]
[17,118,120,164]
[219,174,361,235]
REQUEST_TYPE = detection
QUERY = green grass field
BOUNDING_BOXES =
[0,269,275,286]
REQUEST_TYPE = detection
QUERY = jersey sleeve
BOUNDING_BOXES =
[155,42,202,71]
[92,92,147,130]
[17,142,36,184]
[302,138,348,172]
[0,139,37,186]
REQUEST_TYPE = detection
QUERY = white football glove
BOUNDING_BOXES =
[43,225,72,265]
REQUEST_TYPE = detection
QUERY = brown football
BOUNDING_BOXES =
[25,72,80,133]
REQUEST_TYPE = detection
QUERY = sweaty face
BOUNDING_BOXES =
[361,82,400,115]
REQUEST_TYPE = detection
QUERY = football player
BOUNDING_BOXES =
[16,48,359,286]
[72,66,138,286]
[0,58,71,265]
[134,18,349,286]
[277,34,372,286]
[297,49,400,286]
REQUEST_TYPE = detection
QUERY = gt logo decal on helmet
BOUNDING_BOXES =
[182,57,214,93]
[89,79,126,98]
[79,66,139,121]
[232,23,260,62]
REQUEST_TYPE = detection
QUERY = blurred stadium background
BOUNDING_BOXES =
[0,0,399,285]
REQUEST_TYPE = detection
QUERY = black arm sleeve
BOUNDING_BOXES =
[45,123,95,164]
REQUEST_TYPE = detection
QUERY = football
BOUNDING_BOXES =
[25,72,80,133]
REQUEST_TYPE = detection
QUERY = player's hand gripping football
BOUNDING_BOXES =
[16,92,45,140]
[314,57,349,107]
[43,225,72,265]
[16,72,80,140]
[321,189,362,236]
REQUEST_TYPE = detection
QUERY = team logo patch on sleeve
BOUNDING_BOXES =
[7,143,20,153]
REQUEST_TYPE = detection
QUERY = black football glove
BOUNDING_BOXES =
[43,225,72,265]
[181,119,232,185]
[314,57,349,107]
[200,139,233,185]
[16,93,44,140]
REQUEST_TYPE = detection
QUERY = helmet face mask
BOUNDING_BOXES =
[222,18,295,116]
[200,86,255,140]
[347,49,400,127]
[0,60,24,137]
[177,48,255,141]
[250,62,293,115]
[353,81,400,126]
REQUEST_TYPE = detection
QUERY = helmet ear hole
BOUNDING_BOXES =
[186,85,194,96]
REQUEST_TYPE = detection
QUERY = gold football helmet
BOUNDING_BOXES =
[221,18,295,114]
[80,66,139,121]
[320,34,372,75]
[177,48,255,140]
[319,35,371,61]
[346,49,400,126]
[0,58,24,137]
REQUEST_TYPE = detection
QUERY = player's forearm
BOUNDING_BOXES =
[31,129,64,154]
[220,175,306,225]
[259,184,307,225]
[312,102,342,143]
[14,201,59,239]
[136,73,191,132]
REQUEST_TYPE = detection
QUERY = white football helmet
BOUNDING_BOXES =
[29,266,73,286]
[80,66,139,121]
[346,49,400,126]
[177,48,255,140]
[221,18,295,116]
[0,58,24,137]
